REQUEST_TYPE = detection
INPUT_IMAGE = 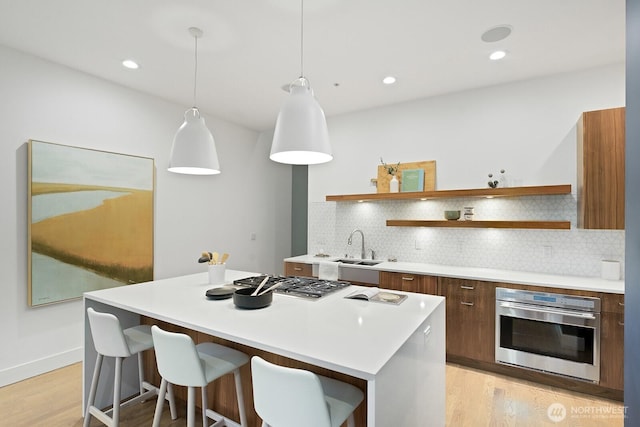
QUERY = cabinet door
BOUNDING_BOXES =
[439,277,495,362]
[284,262,313,277]
[577,107,625,229]
[379,271,438,294]
[600,294,624,390]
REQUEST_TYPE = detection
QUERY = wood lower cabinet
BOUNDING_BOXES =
[600,294,624,390]
[284,261,313,277]
[379,271,437,294]
[438,277,496,363]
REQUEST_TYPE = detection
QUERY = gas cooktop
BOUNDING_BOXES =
[233,275,350,299]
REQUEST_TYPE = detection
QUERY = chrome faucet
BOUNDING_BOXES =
[347,229,365,259]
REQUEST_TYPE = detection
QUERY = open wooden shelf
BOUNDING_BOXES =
[326,184,572,202]
[386,220,571,230]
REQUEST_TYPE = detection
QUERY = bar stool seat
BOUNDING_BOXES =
[151,325,249,427]
[251,356,364,427]
[84,307,176,427]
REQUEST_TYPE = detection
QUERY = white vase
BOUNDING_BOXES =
[389,175,399,192]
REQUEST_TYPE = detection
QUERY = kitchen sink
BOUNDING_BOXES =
[330,259,382,284]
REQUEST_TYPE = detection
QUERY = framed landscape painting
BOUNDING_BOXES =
[28,140,155,306]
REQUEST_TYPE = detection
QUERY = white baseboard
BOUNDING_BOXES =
[0,347,83,387]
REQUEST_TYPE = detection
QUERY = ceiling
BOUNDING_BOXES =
[0,0,625,131]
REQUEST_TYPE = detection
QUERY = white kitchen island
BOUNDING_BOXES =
[83,269,446,426]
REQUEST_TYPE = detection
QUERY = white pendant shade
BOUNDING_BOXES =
[168,107,220,175]
[270,79,332,165]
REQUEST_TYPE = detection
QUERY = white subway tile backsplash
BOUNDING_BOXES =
[308,195,625,278]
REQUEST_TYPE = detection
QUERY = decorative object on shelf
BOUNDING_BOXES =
[168,27,220,175]
[380,158,401,176]
[463,206,474,221]
[499,169,509,187]
[270,0,332,165]
[487,169,506,188]
[401,169,425,192]
[444,210,461,220]
[377,160,436,193]
[389,175,399,192]
[381,158,401,192]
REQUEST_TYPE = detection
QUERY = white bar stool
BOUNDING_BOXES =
[151,325,249,427]
[84,307,177,427]
[251,356,364,427]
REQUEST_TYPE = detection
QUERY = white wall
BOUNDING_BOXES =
[308,64,626,277]
[0,45,292,386]
[310,63,625,200]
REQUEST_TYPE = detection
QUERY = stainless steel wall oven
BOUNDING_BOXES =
[495,287,600,383]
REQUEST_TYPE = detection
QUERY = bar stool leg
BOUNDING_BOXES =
[234,369,248,426]
[167,383,177,420]
[136,352,145,395]
[201,386,208,427]
[112,356,123,427]
[152,378,168,427]
[84,353,104,427]
[187,386,196,427]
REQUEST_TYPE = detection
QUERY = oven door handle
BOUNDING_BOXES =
[498,301,597,320]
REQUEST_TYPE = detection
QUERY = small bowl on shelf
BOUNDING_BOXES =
[444,210,461,221]
[233,287,273,310]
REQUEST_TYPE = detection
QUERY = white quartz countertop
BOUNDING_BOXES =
[285,255,625,294]
[84,270,444,380]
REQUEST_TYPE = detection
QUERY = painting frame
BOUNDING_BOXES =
[28,140,155,307]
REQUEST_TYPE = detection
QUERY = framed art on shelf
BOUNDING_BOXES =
[27,140,155,306]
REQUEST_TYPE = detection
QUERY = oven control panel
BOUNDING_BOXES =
[496,287,600,312]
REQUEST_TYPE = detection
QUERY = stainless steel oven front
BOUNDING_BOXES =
[495,287,600,383]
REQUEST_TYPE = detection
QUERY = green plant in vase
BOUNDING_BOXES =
[380,158,400,176]
[381,158,401,192]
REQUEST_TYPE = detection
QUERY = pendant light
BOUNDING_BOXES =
[270,0,332,165]
[168,27,220,175]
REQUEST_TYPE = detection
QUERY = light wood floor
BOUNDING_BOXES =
[0,362,624,426]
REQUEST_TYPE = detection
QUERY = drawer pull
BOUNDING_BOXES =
[460,285,475,290]
[293,267,302,271]
[401,276,415,281]
[618,302,625,307]
[618,321,625,327]
[461,301,474,306]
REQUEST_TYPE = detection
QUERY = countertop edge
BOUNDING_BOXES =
[285,255,625,294]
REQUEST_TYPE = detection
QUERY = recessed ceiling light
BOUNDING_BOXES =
[489,50,507,61]
[122,59,139,69]
[382,76,396,85]
[481,25,513,43]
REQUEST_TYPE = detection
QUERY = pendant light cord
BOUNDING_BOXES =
[193,34,199,108]
[300,0,304,78]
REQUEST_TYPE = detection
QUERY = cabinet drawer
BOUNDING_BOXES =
[439,278,494,299]
[284,262,313,277]
[379,271,438,294]
[602,293,625,314]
